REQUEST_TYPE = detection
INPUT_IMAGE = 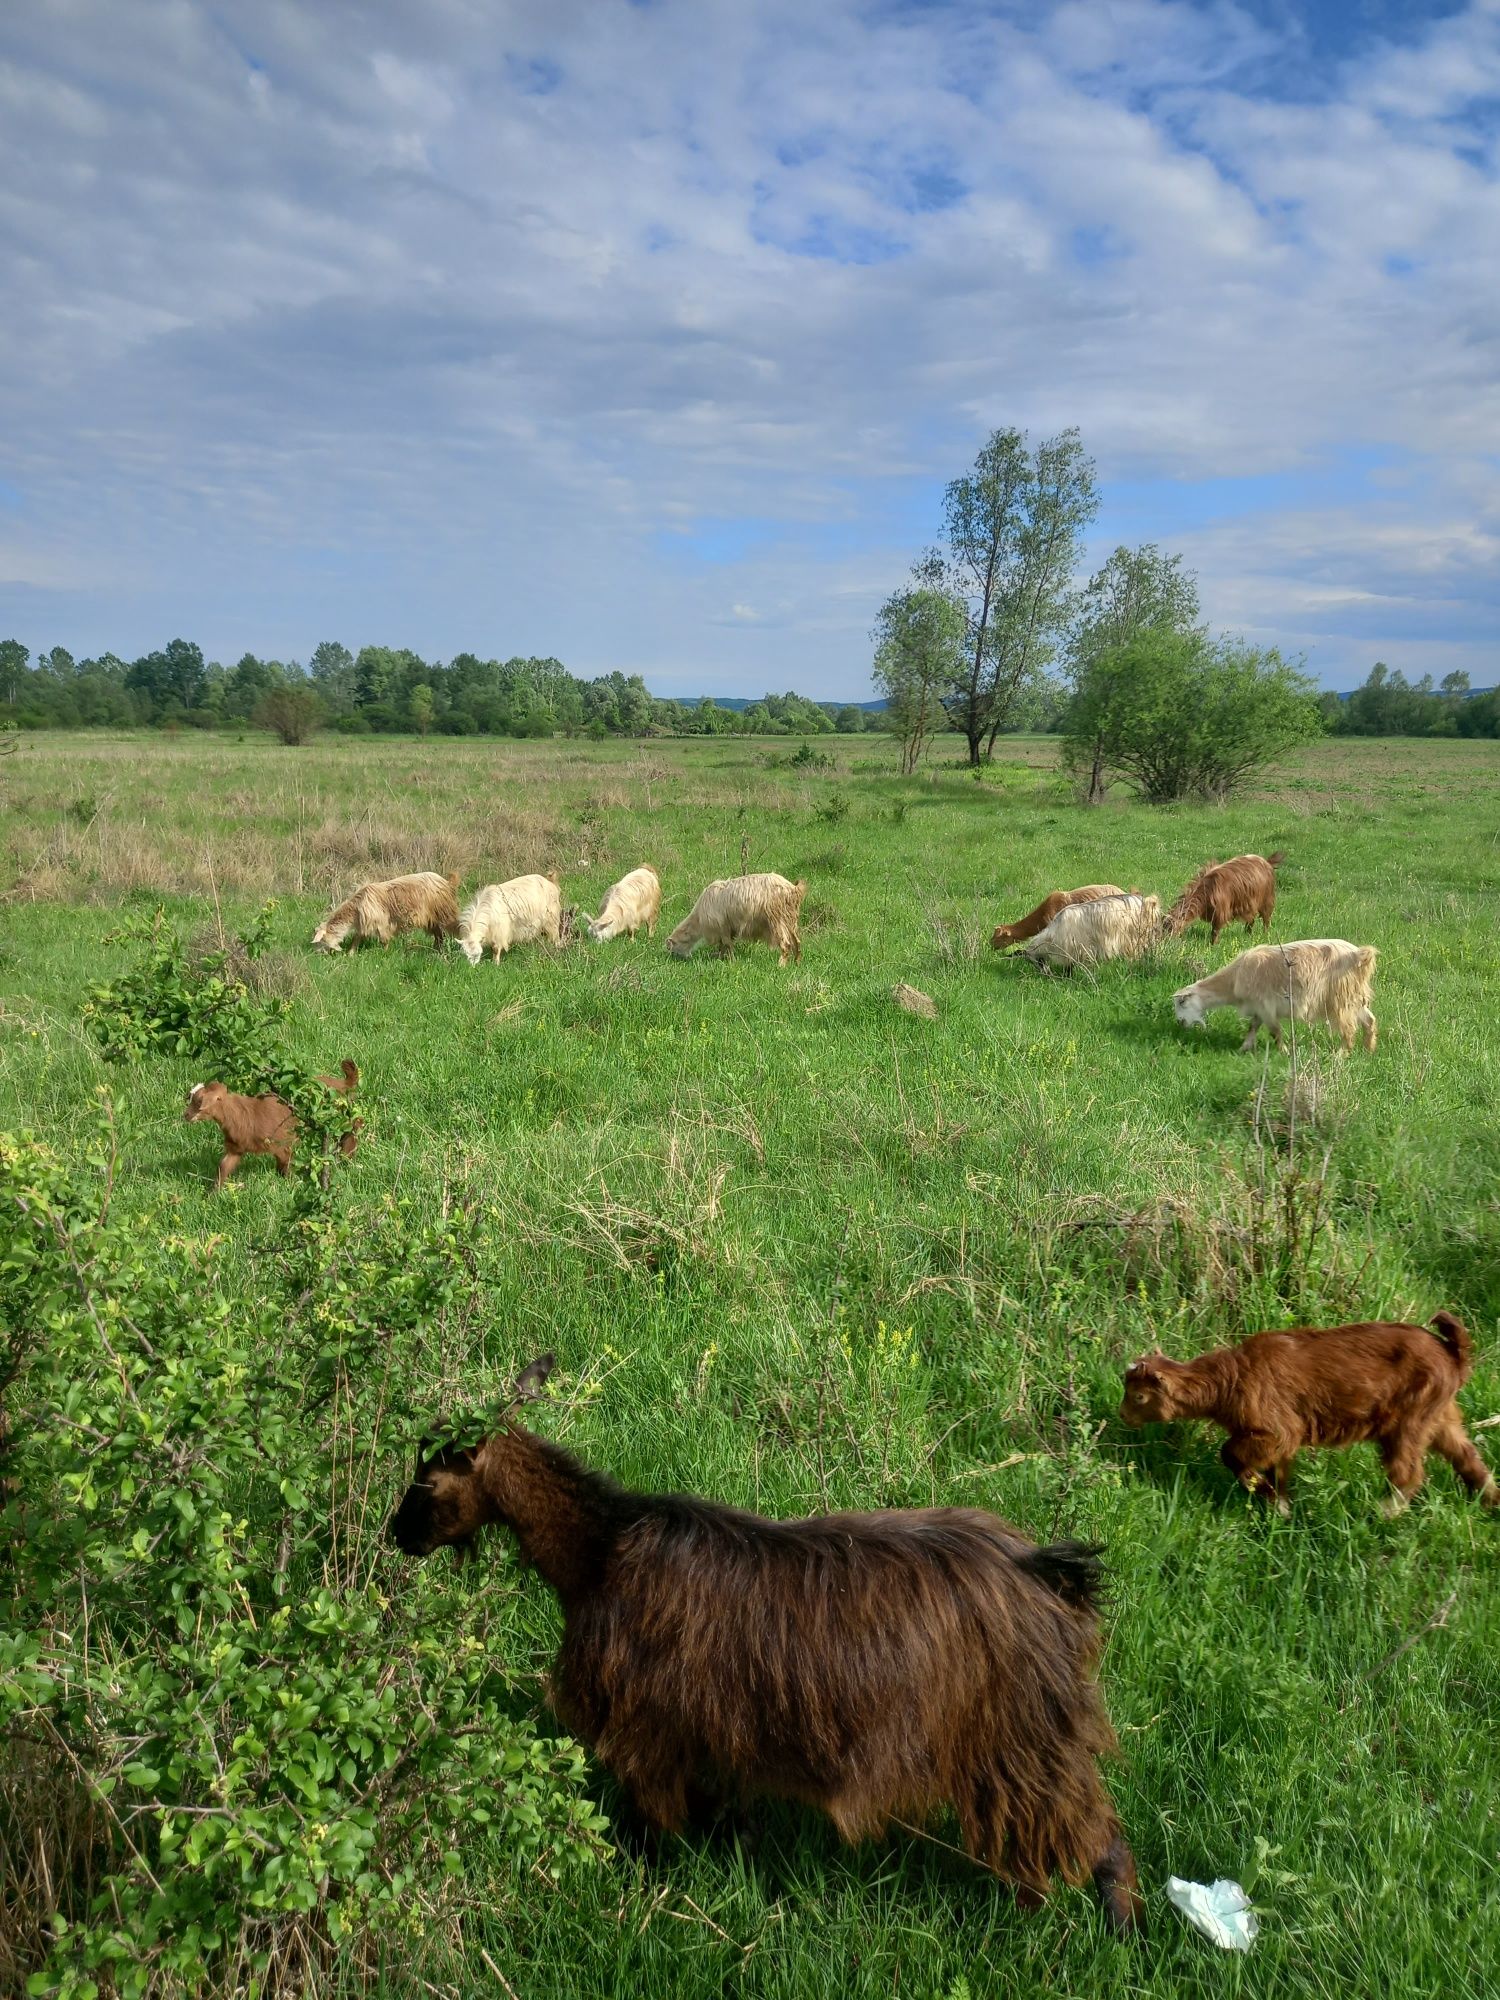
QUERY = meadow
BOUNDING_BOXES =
[3,727,1499,1999]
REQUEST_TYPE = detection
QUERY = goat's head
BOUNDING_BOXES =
[387,1353,557,1557]
[457,929,485,968]
[1119,1355,1183,1425]
[184,1081,227,1123]
[990,925,1015,951]
[1172,983,1209,1029]
[311,920,343,953]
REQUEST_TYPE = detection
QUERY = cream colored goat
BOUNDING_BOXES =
[585,866,661,942]
[1021,893,1161,974]
[1173,939,1378,1052]
[666,873,806,966]
[459,874,563,965]
[312,872,460,952]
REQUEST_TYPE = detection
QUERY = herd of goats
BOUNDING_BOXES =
[176,844,1489,1941]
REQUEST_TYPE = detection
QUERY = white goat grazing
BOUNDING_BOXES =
[458,874,563,965]
[1021,893,1162,974]
[666,873,807,966]
[312,872,460,952]
[585,866,660,942]
[1173,939,1378,1053]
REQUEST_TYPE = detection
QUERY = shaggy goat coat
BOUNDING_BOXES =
[458,874,563,964]
[1165,853,1283,944]
[312,872,460,951]
[184,1061,361,1188]
[386,1381,1142,1932]
[991,885,1125,952]
[666,873,807,966]
[1121,1314,1497,1516]
[1173,939,1378,1052]
[586,866,661,942]
[1021,894,1161,973]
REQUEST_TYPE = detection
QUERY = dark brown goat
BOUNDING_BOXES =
[387,1356,1143,1932]
[1164,852,1283,944]
[184,1060,361,1189]
[990,884,1124,951]
[1121,1313,1497,1517]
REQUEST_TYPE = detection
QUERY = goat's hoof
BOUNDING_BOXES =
[1380,1493,1411,1520]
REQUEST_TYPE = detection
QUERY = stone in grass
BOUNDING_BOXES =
[892,981,937,1019]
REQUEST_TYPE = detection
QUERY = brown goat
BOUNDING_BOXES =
[184,1060,362,1189]
[387,1356,1143,1933]
[1121,1313,1497,1517]
[991,885,1124,952]
[1164,852,1282,944]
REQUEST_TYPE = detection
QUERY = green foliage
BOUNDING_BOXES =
[0,1121,608,1997]
[1062,628,1323,803]
[254,685,323,747]
[81,906,356,1178]
[939,427,1099,765]
[871,583,967,775]
[1331,661,1495,739]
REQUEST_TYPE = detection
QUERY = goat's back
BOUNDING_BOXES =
[1227,1319,1468,1436]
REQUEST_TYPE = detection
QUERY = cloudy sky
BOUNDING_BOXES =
[1,0,1496,696]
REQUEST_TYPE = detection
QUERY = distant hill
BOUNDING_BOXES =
[666,695,888,712]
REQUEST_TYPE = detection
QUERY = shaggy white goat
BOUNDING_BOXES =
[665,873,806,966]
[312,872,460,952]
[1173,939,1378,1052]
[585,866,661,942]
[458,874,563,965]
[1021,893,1162,974]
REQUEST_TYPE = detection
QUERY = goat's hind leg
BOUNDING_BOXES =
[1377,1435,1428,1517]
[1432,1406,1499,1506]
[1091,1828,1145,1937]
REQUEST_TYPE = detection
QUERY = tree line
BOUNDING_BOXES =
[1320,662,1498,739]
[0,638,888,742]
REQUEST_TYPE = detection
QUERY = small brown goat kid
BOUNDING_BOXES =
[1121,1314,1498,1517]
[990,885,1124,952]
[387,1356,1143,1933]
[1165,852,1283,944]
[184,1060,361,1189]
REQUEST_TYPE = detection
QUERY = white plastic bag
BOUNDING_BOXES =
[1166,1875,1259,1951]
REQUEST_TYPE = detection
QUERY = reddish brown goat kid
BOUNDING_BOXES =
[386,1355,1144,1934]
[1121,1313,1498,1517]
[184,1059,362,1189]
[1164,852,1283,945]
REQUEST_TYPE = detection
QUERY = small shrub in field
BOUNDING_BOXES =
[813,791,851,826]
[254,687,323,746]
[0,1124,607,1998]
[789,743,833,772]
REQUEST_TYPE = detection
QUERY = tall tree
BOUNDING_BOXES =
[939,428,1097,766]
[1066,545,1201,801]
[0,639,28,706]
[871,581,968,775]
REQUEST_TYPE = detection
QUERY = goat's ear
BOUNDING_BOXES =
[1125,1358,1162,1385]
[513,1352,556,1402]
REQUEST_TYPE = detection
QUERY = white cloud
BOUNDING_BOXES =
[0,0,1495,691]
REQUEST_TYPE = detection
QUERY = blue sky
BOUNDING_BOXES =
[1,0,1497,696]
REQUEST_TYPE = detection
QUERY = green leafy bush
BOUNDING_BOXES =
[2,914,608,1996]
[0,1122,608,1998]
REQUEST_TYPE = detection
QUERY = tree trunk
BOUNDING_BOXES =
[1088,743,1106,804]
[966,727,982,767]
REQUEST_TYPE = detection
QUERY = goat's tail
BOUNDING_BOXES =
[1267,850,1285,868]
[1020,1541,1105,1616]
[445,872,461,889]
[1431,1311,1473,1376]
[338,1058,359,1089]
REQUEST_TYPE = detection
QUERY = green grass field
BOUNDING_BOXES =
[4,728,1499,1998]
